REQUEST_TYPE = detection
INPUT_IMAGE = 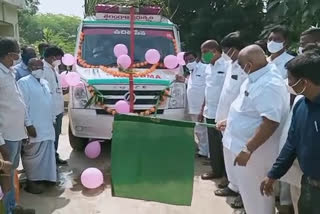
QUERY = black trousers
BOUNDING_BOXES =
[298,176,320,214]
[206,118,225,178]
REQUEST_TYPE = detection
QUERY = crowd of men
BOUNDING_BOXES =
[0,38,68,214]
[181,26,320,214]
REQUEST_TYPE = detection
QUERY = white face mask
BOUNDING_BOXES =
[267,41,284,54]
[298,47,304,55]
[287,79,306,95]
[32,69,44,79]
[186,61,197,71]
[52,60,61,67]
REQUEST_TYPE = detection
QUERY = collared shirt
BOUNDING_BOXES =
[223,63,290,155]
[268,95,320,180]
[42,60,64,116]
[17,75,55,143]
[216,60,247,122]
[268,52,294,79]
[0,63,27,145]
[203,57,229,119]
[14,62,30,81]
[187,62,207,114]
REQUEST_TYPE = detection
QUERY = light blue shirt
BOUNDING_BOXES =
[17,75,56,143]
[14,62,30,81]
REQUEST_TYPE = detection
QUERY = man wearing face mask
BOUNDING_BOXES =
[223,45,290,214]
[0,38,37,214]
[214,32,247,210]
[261,50,320,214]
[181,52,209,158]
[299,27,320,54]
[267,26,295,79]
[17,58,57,194]
[43,46,67,165]
[200,40,229,180]
[14,47,36,81]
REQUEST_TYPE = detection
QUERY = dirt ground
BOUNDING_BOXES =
[19,115,238,214]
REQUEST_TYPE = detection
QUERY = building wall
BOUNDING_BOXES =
[0,0,25,39]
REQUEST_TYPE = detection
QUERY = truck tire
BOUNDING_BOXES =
[68,125,88,151]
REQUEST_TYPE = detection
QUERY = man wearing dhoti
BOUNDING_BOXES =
[17,58,57,194]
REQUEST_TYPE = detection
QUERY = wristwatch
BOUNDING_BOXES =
[242,145,252,155]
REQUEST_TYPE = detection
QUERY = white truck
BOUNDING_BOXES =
[68,5,187,150]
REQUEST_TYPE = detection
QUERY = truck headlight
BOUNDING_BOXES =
[72,84,89,108]
[168,82,186,109]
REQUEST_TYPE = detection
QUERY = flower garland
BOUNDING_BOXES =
[86,85,171,116]
[76,33,179,74]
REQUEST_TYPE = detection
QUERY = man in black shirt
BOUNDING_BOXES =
[261,49,320,214]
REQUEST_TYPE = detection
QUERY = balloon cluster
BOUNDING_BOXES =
[113,44,185,69]
[81,141,104,189]
[60,54,82,88]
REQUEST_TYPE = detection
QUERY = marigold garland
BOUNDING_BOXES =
[86,85,171,116]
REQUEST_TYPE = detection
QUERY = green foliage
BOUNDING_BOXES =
[19,13,81,54]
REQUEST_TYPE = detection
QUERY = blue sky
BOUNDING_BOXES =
[38,0,84,17]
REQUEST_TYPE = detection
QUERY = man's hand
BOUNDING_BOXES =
[1,160,12,175]
[26,125,37,138]
[260,177,276,196]
[234,151,251,166]
[198,114,204,122]
[216,120,227,131]
[175,75,186,83]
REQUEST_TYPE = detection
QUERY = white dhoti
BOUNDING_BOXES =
[236,148,276,214]
[22,140,57,182]
[190,114,209,157]
[223,147,239,192]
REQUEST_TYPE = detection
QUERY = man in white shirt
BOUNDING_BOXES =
[42,46,67,165]
[267,25,295,79]
[18,58,57,195]
[182,52,209,158]
[223,45,290,214]
[214,32,247,209]
[14,47,36,81]
[200,40,229,180]
[0,38,36,214]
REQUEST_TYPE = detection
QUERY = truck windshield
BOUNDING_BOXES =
[82,28,176,67]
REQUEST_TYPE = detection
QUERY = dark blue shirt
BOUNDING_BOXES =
[268,94,320,180]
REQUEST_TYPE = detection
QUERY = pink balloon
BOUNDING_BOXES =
[62,54,75,66]
[60,71,69,88]
[115,100,130,114]
[177,52,186,66]
[145,49,161,64]
[65,72,81,87]
[164,55,178,69]
[114,44,128,57]
[117,55,132,69]
[85,141,101,159]
[81,168,104,189]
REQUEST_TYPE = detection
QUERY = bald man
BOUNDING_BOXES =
[18,58,57,194]
[200,40,230,180]
[222,45,290,214]
[299,27,320,54]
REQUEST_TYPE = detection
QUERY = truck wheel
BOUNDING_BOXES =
[68,125,88,151]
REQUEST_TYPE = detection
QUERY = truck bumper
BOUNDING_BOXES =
[69,108,188,140]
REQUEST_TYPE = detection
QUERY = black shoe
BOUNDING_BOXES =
[56,157,68,165]
[25,180,43,194]
[13,206,36,214]
[231,195,244,209]
[214,187,239,197]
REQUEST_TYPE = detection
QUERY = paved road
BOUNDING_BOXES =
[19,115,236,214]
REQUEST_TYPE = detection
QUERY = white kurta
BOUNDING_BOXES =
[43,60,64,116]
[187,62,207,115]
[203,57,229,119]
[216,60,247,193]
[223,64,290,214]
[17,75,57,182]
[268,52,294,79]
